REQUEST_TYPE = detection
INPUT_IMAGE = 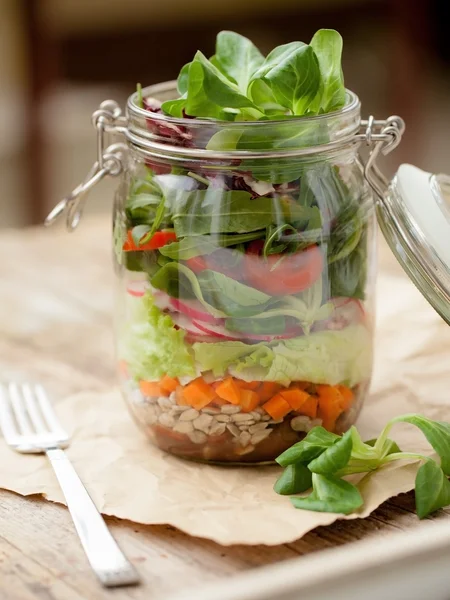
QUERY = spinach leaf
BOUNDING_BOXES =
[260,45,321,115]
[177,62,191,95]
[276,427,340,467]
[215,31,265,93]
[328,208,363,264]
[151,263,274,318]
[415,460,450,519]
[274,463,313,495]
[159,232,263,260]
[126,193,162,224]
[185,52,263,120]
[164,187,312,236]
[329,240,367,300]
[226,315,286,335]
[394,415,450,476]
[140,195,166,243]
[308,429,353,475]
[161,96,187,118]
[197,269,273,317]
[184,59,231,120]
[249,42,305,94]
[291,473,363,514]
[130,224,151,246]
[310,29,346,113]
[151,262,225,317]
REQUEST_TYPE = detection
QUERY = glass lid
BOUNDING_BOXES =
[377,164,450,325]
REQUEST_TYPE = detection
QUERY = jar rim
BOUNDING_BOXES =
[127,80,361,127]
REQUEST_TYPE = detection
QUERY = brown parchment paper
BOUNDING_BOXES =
[1,253,450,545]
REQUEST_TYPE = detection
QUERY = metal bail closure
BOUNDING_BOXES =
[45,100,126,231]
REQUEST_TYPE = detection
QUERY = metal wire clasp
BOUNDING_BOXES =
[45,100,126,231]
[361,115,406,199]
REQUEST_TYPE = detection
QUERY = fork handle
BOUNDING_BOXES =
[46,448,140,587]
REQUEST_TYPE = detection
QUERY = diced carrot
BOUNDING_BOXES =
[139,380,164,397]
[237,380,260,391]
[118,360,128,377]
[336,385,354,411]
[317,385,344,431]
[259,382,282,402]
[175,386,190,406]
[160,375,179,394]
[211,396,228,407]
[292,381,309,391]
[215,378,242,405]
[183,378,217,410]
[298,395,318,419]
[279,389,311,411]
[262,394,292,420]
[240,389,260,412]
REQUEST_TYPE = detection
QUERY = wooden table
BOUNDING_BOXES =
[0,216,446,600]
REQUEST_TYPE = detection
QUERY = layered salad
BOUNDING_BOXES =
[114,29,373,463]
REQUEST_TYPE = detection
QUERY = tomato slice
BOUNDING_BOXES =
[185,256,208,273]
[123,230,176,252]
[244,245,323,295]
[185,248,244,280]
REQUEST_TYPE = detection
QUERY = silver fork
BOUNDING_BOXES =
[0,382,140,587]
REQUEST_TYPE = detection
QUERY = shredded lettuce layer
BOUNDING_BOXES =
[193,325,372,387]
[119,292,196,381]
[120,292,371,387]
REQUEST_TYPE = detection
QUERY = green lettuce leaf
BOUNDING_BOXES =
[119,292,195,381]
[193,324,372,385]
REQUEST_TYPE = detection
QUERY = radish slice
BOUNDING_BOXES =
[170,313,208,335]
[192,320,242,341]
[126,281,148,297]
[169,297,223,324]
[314,297,366,332]
[192,320,303,342]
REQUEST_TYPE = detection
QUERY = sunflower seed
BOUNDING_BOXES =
[231,413,254,423]
[290,415,312,432]
[226,423,240,438]
[158,397,173,409]
[188,431,208,444]
[216,414,231,423]
[209,422,226,436]
[239,431,251,446]
[158,413,175,428]
[173,421,194,434]
[179,408,200,421]
[221,405,241,414]
[193,414,213,433]
[250,411,261,422]
[171,405,190,413]
[202,407,221,415]
[248,422,269,434]
[251,429,272,445]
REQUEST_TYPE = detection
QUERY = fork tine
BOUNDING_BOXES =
[34,384,67,436]
[9,383,33,435]
[22,383,47,434]
[0,384,18,443]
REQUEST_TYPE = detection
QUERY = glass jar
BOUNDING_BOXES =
[47,82,406,464]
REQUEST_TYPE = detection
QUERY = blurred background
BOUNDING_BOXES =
[1,0,449,228]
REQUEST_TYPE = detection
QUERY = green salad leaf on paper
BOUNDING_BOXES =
[274,415,450,519]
